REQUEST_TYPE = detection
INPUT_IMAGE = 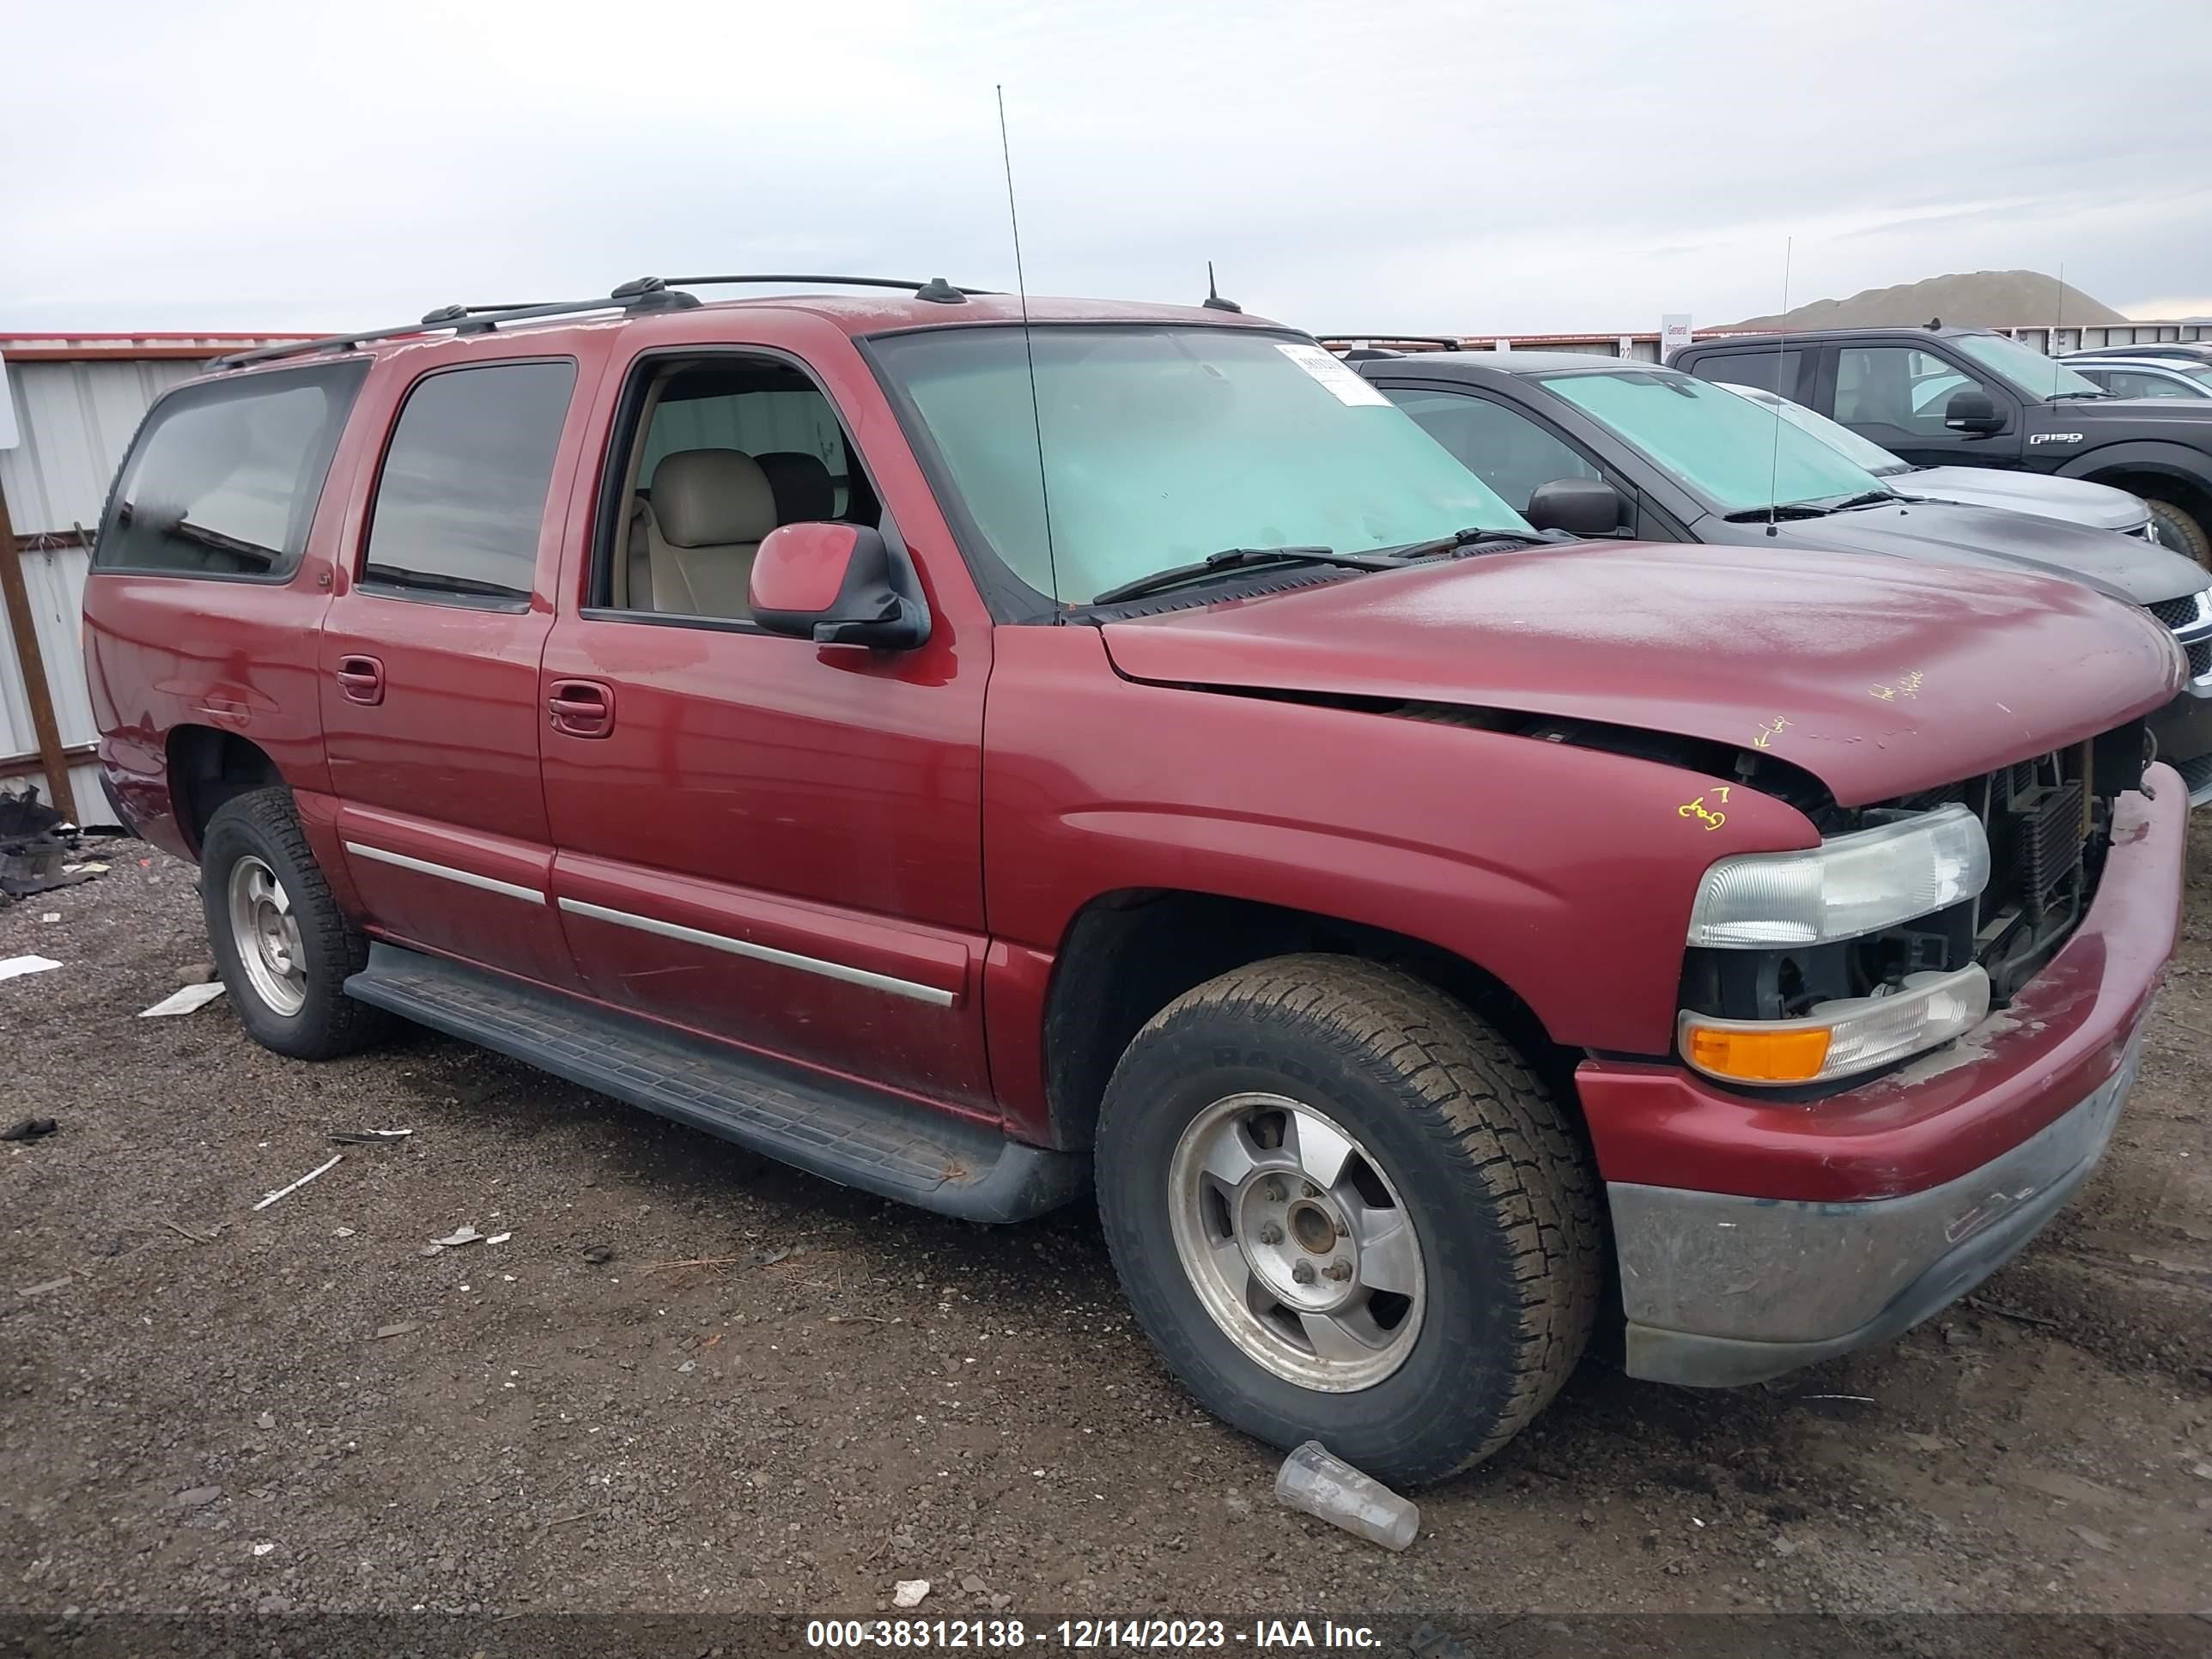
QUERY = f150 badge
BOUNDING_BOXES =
[2029,432,2083,446]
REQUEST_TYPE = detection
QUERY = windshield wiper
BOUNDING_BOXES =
[1720,501,1833,522]
[2047,390,2112,401]
[1823,489,1905,512]
[1089,546,1401,606]
[1383,525,1544,560]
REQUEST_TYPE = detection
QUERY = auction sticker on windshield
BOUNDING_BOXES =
[1276,343,1392,406]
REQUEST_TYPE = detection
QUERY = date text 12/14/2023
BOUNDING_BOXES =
[805,1618,1385,1650]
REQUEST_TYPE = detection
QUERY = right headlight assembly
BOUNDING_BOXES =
[1686,803,1990,949]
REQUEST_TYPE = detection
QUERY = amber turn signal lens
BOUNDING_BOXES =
[1683,1023,1832,1084]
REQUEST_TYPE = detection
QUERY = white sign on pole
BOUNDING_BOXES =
[1659,314,1693,362]
[0,354,18,451]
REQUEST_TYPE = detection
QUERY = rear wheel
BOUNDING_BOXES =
[2143,498,2211,569]
[199,787,389,1060]
[1093,955,1601,1485]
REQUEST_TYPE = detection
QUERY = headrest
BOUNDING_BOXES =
[650,449,778,547]
[753,451,837,524]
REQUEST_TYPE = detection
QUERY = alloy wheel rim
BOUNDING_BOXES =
[226,855,306,1018]
[1166,1091,1426,1392]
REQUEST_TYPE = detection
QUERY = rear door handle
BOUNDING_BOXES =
[335,654,385,706]
[548,678,616,738]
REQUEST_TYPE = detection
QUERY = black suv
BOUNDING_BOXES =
[1668,325,2212,565]
[1343,347,2212,804]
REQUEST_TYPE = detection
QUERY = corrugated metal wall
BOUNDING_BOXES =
[1,358,207,826]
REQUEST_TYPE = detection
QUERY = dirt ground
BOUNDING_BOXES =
[3,829,2209,1644]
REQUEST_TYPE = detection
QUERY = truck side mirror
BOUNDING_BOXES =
[1943,388,2003,435]
[750,523,931,649]
[1526,478,1625,538]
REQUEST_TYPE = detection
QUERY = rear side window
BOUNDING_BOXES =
[96,362,367,580]
[361,361,577,605]
[1680,346,1809,402]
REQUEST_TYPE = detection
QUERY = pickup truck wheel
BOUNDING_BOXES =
[199,787,389,1060]
[1093,955,1601,1485]
[2144,499,2212,569]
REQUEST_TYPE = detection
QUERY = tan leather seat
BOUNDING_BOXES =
[632,449,778,618]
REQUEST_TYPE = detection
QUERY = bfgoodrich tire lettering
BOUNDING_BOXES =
[199,787,389,1060]
[1093,954,1601,1485]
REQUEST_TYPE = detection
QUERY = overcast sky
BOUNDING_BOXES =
[9,0,2209,336]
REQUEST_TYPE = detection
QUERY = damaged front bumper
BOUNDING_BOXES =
[1578,764,2185,1389]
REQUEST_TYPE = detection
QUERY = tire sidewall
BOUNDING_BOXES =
[2145,499,2212,570]
[199,804,348,1055]
[1096,1006,1543,1482]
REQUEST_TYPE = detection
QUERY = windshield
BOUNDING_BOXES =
[1951,332,2108,400]
[1713,383,1910,476]
[1534,368,1889,512]
[868,326,1528,605]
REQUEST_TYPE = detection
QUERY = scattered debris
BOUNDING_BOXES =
[1901,1431,1948,1454]
[38,911,58,923]
[251,1542,275,1557]
[641,1245,788,1285]
[63,862,111,877]
[960,1575,988,1595]
[17,1276,74,1298]
[252,1153,343,1212]
[374,1322,420,1340]
[1967,1297,2062,1330]
[0,955,63,982]
[1275,1440,1419,1552]
[140,982,227,1018]
[580,1244,615,1265]
[172,1486,223,1509]
[2010,1468,2120,1508]
[893,1579,931,1608]
[161,1219,216,1244]
[331,1227,356,1238]
[677,1359,696,1373]
[430,1225,484,1249]
[177,962,217,985]
[256,1412,276,1431]
[486,1231,512,1245]
[2,1116,58,1141]
[0,789,99,898]
[330,1128,414,1145]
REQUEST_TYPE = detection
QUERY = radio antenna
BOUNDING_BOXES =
[2051,262,2065,396]
[996,84,1060,609]
[1764,236,1793,537]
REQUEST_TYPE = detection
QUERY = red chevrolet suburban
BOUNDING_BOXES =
[83,277,2186,1483]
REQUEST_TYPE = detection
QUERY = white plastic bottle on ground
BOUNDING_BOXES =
[1274,1440,1420,1551]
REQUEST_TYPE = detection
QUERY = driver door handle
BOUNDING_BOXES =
[548,678,616,738]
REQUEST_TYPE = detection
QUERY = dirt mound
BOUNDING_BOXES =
[1727,270,2127,331]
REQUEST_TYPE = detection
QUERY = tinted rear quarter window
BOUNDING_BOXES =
[1680,346,1808,402]
[362,361,577,605]
[96,362,368,579]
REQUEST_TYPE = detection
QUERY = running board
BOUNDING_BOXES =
[344,944,1087,1223]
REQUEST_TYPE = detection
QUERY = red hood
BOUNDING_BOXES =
[1099,542,2183,807]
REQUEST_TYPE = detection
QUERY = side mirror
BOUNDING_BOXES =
[1944,388,2003,434]
[1526,478,1625,538]
[750,523,931,649]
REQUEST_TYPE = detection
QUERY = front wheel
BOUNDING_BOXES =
[1094,955,1601,1486]
[2144,498,2212,570]
[199,787,389,1060]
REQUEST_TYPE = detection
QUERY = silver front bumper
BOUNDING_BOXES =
[1612,1038,2142,1388]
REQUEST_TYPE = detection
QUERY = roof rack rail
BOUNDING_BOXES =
[210,280,703,370]
[660,274,996,303]
[210,274,997,370]
[1313,334,1466,350]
